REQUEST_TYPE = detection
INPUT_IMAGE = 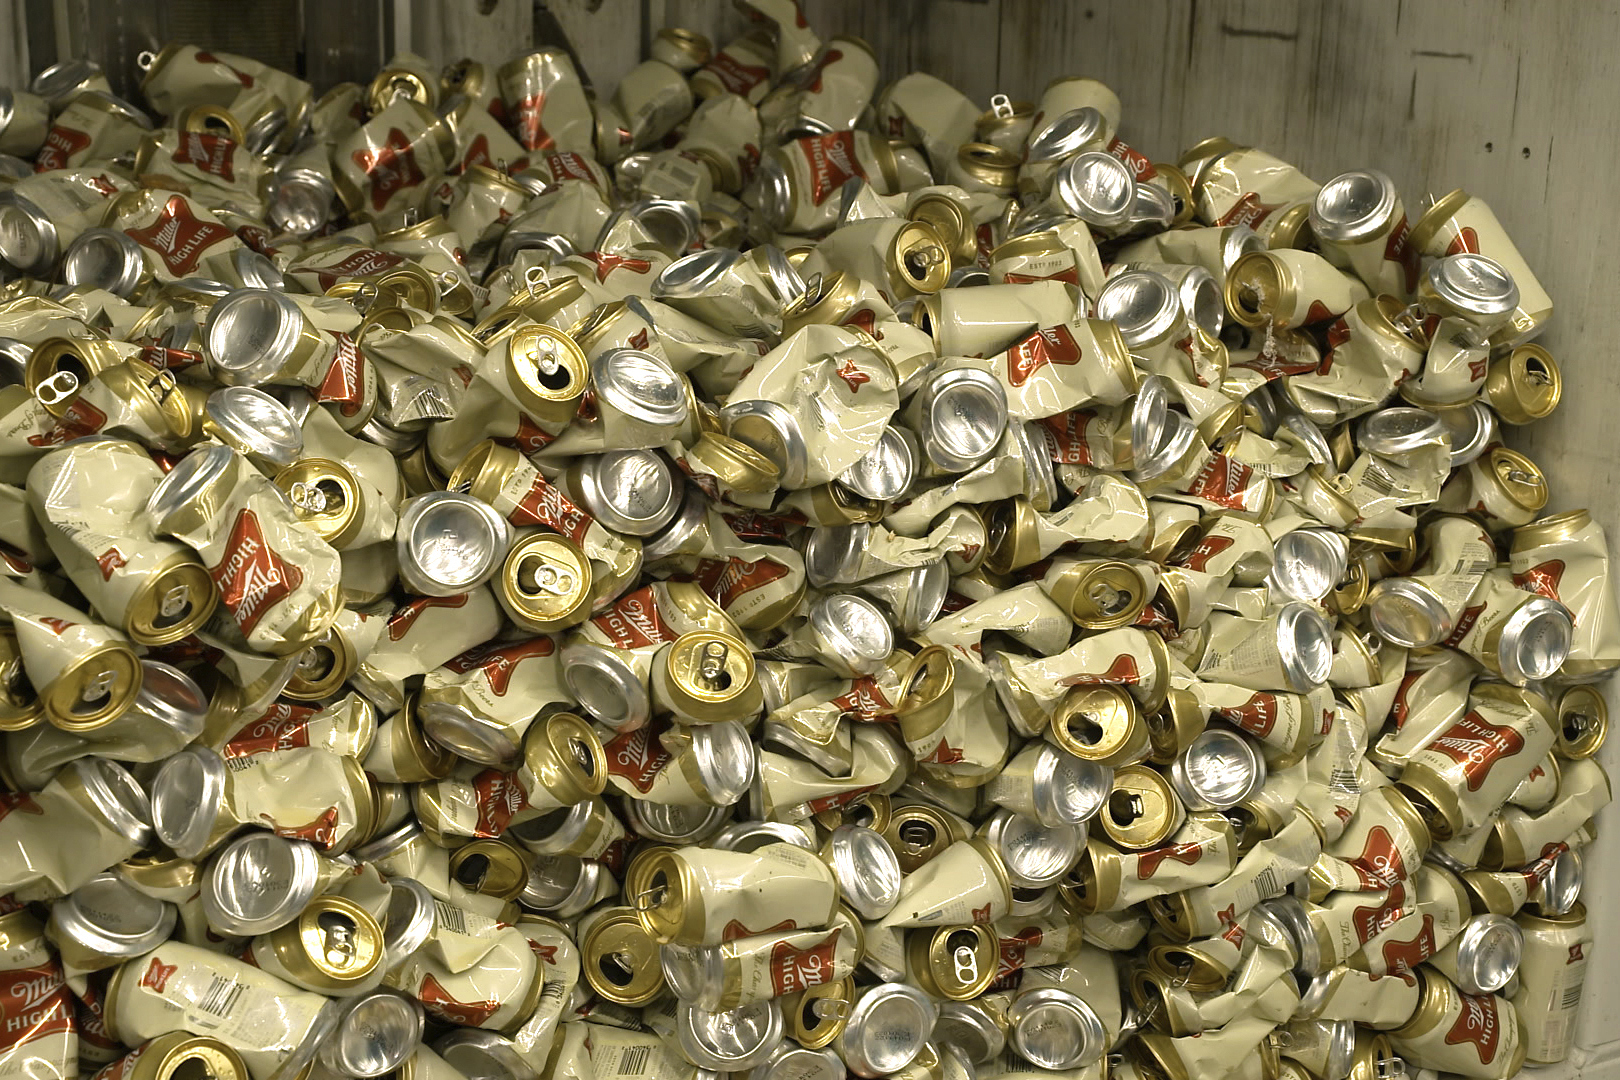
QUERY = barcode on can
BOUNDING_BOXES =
[434,900,468,935]
[617,1045,650,1076]
[1329,765,1359,795]
[1563,982,1584,1010]
[225,755,258,772]
[1251,865,1281,901]
[1357,461,1400,497]
[194,974,244,1021]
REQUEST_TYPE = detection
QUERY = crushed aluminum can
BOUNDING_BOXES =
[833,983,937,1079]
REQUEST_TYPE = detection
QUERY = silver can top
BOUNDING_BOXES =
[723,399,810,490]
[748,1042,842,1080]
[0,191,59,274]
[840,984,937,1078]
[1425,252,1520,318]
[125,660,208,742]
[232,247,287,292]
[858,561,950,636]
[641,483,710,563]
[146,443,236,526]
[1169,728,1265,811]
[1275,602,1334,691]
[30,57,102,102]
[269,169,337,237]
[1025,107,1105,163]
[559,640,650,731]
[750,156,793,232]
[1007,987,1105,1070]
[434,1029,537,1080]
[1357,407,1447,457]
[1309,169,1399,244]
[206,386,305,467]
[1177,265,1225,337]
[201,830,323,936]
[525,856,607,918]
[1438,398,1497,468]
[1129,182,1178,231]
[1366,577,1451,648]
[1497,595,1573,685]
[653,247,741,299]
[1221,224,1267,272]
[807,594,893,678]
[204,288,308,386]
[688,720,758,806]
[590,348,690,429]
[0,337,30,385]
[1536,846,1583,915]
[381,877,436,969]
[915,367,1009,473]
[803,522,869,588]
[1256,895,1320,979]
[983,808,1082,888]
[838,425,915,501]
[1270,529,1350,603]
[678,1000,783,1071]
[710,820,815,853]
[620,198,701,256]
[51,871,176,959]
[417,702,520,766]
[757,244,806,307]
[1031,742,1111,826]
[933,1001,1006,1066]
[623,799,727,845]
[1131,408,1198,484]
[660,940,722,1005]
[572,449,682,536]
[1095,270,1181,347]
[320,991,425,1078]
[826,824,902,921]
[1450,914,1523,994]
[1053,152,1135,229]
[61,228,146,298]
[396,491,510,595]
[149,744,228,859]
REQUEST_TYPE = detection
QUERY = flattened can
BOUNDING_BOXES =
[659,921,856,1011]
[0,909,77,1080]
[1407,188,1551,348]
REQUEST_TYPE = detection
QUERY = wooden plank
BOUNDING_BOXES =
[0,0,26,90]
[404,0,532,71]
[541,0,643,92]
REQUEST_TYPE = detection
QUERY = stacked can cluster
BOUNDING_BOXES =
[0,3,1608,1080]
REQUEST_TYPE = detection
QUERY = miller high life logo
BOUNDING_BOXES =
[36,617,73,636]
[1105,137,1158,181]
[512,476,593,544]
[584,251,653,283]
[722,917,796,943]
[173,132,237,181]
[444,637,557,696]
[996,926,1044,977]
[1442,603,1487,648]
[1177,533,1235,573]
[139,957,177,992]
[209,509,302,636]
[419,974,502,1027]
[1186,453,1257,511]
[804,784,876,816]
[1057,653,1141,688]
[591,586,676,649]
[695,557,790,611]
[1216,691,1279,739]
[472,770,530,835]
[195,51,254,87]
[1391,671,1423,730]
[831,676,893,720]
[1136,840,1207,879]
[1426,710,1526,791]
[34,125,91,172]
[0,792,43,823]
[770,928,841,995]
[1215,903,1245,945]
[1315,317,1355,375]
[1381,912,1437,976]
[1006,325,1083,387]
[834,356,871,394]
[1383,212,1421,292]
[971,902,993,924]
[543,151,598,187]
[603,719,674,794]
[139,344,204,370]
[917,738,965,765]
[224,702,319,759]
[317,333,367,415]
[297,247,405,291]
[504,414,558,455]
[1039,410,1097,466]
[0,960,76,1052]
[387,594,469,641]
[722,510,791,542]
[273,806,341,848]
[1214,192,1282,229]
[1512,559,1566,603]
[96,547,127,580]
[512,93,552,151]
[352,128,427,211]
[799,130,866,206]
[1350,882,1407,945]
[1444,991,1502,1066]
[1304,300,1338,325]
[27,398,108,447]
[703,52,771,96]
[1445,226,1482,257]
[125,195,234,277]
[1348,825,1409,890]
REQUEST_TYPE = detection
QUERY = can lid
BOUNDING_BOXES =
[1271,529,1350,603]
[808,594,893,677]
[1309,170,1399,244]
[61,228,146,298]
[1032,742,1111,825]
[687,720,758,804]
[0,191,58,273]
[1169,728,1264,811]
[803,522,868,587]
[1435,397,1497,467]
[838,425,915,501]
[1133,410,1199,485]
[1366,577,1451,647]
[1007,987,1105,1069]
[205,386,304,467]
[1099,764,1180,849]
[232,247,286,292]
[916,367,1008,473]
[825,824,902,920]
[653,247,741,299]
[1053,152,1135,229]
[788,976,854,1050]
[623,799,727,845]
[983,808,1082,888]
[320,991,424,1078]
[933,1001,1006,1066]
[841,984,937,1077]
[505,324,587,423]
[1096,270,1182,348]
[1050,685,1140,763]
[433,1029,538,1080]
[50,870,176,960]
[583,907,666,1005]
[203,288,307,386]
[1555,686,1607,760]
[748,1042,843,1080]
[1174,265,1224,337]
[679,1001,783,1071]
[1025,107,1105,163]
[1496,595,1572,685]
[571,449,681,536]
[146,442,236,525]
[32,56,101,99]
[1257,895,1320,978]
[150,745,227,858]
[1131,182,1178,232]
[448,839,534,901]
[722,399,810,491]
[202,831,322,935]
[559,640,650,731]
[1220,224,1266,272]
[500,532,592,632]
[396,491,509,595]
[859,561,949,635]
[1276,602,1334,690]
[1358,407,1446,457]
[277,458,366,548]
[658,939,721,1004]
[642,483,709,563]
[381,877,436,969]
[590,347,689,428]
[1425,253,1520,318]
[1533,847,1584,914]
[1452,914,1523,994]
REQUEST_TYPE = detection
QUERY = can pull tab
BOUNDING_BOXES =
[524,264,550,297]
[990,94,1015,119]
[136,50,157,72]
[1087,579,1132,616]
[1375,1056,1406,1080]
[695,640,730,691]
[157,583,191,620]
[144,366,179,404]
[288,480,331,514]
[809,997,850,1021]
[631,884,667,913]
[33,369,79,407]
[520,560,576,598]
[80,667,116,704]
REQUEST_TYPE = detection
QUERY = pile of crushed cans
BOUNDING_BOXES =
[0,2,1608,1079]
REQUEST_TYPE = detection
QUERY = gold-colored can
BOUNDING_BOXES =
[89,1033,249,1080]
[1554,685,1607,760]
[1098,764,1185,849]
[498,531,593,633]
[883,801,973,875]
[1041,557,1152,629]
[1485,344,1561,424]
[579,905,666,1005]
[783,976,853,1049]
[1048,685,1149,767]
[250,894,384,995]
[906,923,998,1000]
[650,630,762,723]
[1388,970,1526,1080]
[447,839,534,902]
[0,627,44,732]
